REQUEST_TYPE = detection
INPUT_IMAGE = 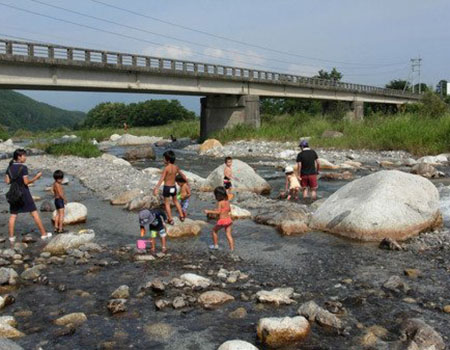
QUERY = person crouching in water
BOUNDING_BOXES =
[153,150,188,224]
[175,174,191,218]
[284,166,300,200]
[52,170,68,233]
[204,186,234,251]
[139,208,167,254]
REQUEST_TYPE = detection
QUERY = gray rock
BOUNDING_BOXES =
[400,318,445,350]
[0,268,19,285]
[180,273,211,289]
[172,296,186,309]
[383,276,410,293]
[297,300,343,330]
[0,338,24,350]
[218,340,258,350]
[198,291,234,309]
[257,316,310,348]
[43,230,95,255]
[20,265,46,280]
[54,312,87,327]
[155,299,170,310]
[40,200,53,212]
[256,287,295,305]
[411,163,439,179]
[123,147,155,161]
[107,299,127,314]
[111,285,130,299]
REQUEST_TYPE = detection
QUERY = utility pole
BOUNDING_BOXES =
[410,57,422,94]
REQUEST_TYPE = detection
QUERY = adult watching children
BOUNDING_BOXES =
[296,140,320,201]
[4,149,52,243]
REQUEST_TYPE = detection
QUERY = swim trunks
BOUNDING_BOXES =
[163,185,177,198]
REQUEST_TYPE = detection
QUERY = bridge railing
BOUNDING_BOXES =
[0,38,419,99]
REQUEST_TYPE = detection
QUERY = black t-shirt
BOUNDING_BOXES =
[149,209,167,231]
[296,149,318,175]
[6,163,28,187]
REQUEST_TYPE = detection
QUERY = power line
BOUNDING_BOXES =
[89,0,406,68]
[0,1,318,75]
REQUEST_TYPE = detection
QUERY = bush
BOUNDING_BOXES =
[417,92,449,118]
[44,141,101,158]
[0,126,8,141]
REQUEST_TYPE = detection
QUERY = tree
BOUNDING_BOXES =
[316,67,343,81]
[386,79,409,91]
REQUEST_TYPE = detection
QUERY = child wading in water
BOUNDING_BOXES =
[52,170,68,233]
[175,174,191,218]
[284,166,300,200]
[223,157,235,200]
[204,186,234,251]
[139,208,167,254]
[153,150,188,224]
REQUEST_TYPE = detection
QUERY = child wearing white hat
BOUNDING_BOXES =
[285,166,300,200]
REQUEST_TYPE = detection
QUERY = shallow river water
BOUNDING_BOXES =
[0,146,449,350]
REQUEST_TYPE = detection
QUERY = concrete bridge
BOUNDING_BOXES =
[0,38,420,138]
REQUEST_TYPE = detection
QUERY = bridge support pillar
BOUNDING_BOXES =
[346,100,364,120]
[200,95,260,140]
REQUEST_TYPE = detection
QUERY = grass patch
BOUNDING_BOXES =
[212,112,450,156]
[34,141,102,158]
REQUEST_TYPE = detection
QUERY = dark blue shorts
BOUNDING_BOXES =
[55,198,65,210]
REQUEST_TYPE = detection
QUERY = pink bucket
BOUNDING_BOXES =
[136,240,147,249]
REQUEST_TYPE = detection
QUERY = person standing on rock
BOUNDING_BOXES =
[296,140,319,201]
[4,149,52,242]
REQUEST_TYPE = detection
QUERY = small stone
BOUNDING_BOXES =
[155,299,170,310]
[198,291,234,309]
[379,238,403,251]
[403,297,417,304]
[229,307,247,319]
[256,288,295,305]
[443,305,450,313]
[134,255,155,262]
[257,316,310,348]
[383,276,410,293]
[151,279,165,293]
[40,252,51,259]
[107,299,127,314]
[218,340,258,350]
[111,285,130,299]
[54,313,87,327]
[144,323,173,340]
[404,269,421,279]
[172,296,186,309]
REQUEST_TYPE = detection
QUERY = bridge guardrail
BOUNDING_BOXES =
[0,38,420,99]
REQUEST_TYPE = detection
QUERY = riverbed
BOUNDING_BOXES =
[0,143,449,350]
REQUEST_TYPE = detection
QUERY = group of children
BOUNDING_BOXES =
[139,151,236,254]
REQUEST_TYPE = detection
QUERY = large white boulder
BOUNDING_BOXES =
[110,189,143,205]
[116,134,162,146]
[199,139,223,155]
[201,159,271,195]
[43,229,95,255]
[52,202,87,225]
[310,170,442,241]
[110,134,121,142]
[257,316,310,348]
[218,340,259,350]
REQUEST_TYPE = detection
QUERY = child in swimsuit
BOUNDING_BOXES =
[52,170,68,233]
[223,156,234,199]
[175,174,191,218]
[284,166,300,200]
[154,150,188,224]
[139,208,167,254]
[204,186,234,251]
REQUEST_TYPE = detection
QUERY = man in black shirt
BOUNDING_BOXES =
[296,140,319,200]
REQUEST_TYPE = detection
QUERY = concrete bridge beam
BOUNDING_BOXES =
[200,95,260,140]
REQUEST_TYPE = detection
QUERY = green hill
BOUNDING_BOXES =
[0,90,85,132]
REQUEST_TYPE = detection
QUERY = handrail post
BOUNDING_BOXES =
[194,63,198,73]
[170,60,175,70]
[27,44,34,57]
[158,59,163,70]
[145,57,150,68]
[183,62,187,72]
[117,54,122,65]
[48,46,54,59]
[102,52,107,64]
[85,50,91,62]
[5,41,12,55]
[132,55,137,66]
[67,48,73,60]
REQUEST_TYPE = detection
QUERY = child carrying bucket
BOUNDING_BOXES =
[137,208,168,254]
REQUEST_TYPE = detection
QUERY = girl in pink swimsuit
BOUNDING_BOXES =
[204,186,234,251]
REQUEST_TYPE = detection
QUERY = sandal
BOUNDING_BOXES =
[162,247,167,254]
[168,219,175,225]
[150,248,156,255]
[180,216,185,222]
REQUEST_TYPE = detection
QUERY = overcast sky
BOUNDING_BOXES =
[1,0,449,113]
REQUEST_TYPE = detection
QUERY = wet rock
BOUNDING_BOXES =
[0,268,19,285]
[324,301,345,314]
[0,258,9,266]
[0,295,15,309]
[379,238,403,251]
[228,307,247,319]
[254,208,310,235]
[199,139,223,155]
[218,340,258,350]
[0,339,24,350]
[20,264,46,280]
[442,305,450,313]
[150,279,165,293]
[52,202,88,225]
[201,159,271,195]
[44,229,95,255]
[144,323,173,340]
[134,254,155,262]
[110,189,142,205]
[166,218,205,238]
[297,300,343,330]
[399,318,445,350]
[383,276,410,293]
[256,287,295,305]
[361,325,388,347]
[310,170,442,241]
[257,316,310,348]
[107,299,127,314]
[172,296,187,309]
[198,291,234,309]
[0,316,24,338]
[417,155,448,165]
[207,205,252,220]
[322,130,343,138]
[40,200,53,212]
[180,273,212,289]
[155,299,170,310]
[170,278,185,288]
[111,285,130,299]
[54,324,76,337]
[404,269,421,279]
[123,147,155,161]
[21,236,36,244]
[126,195,160,211]
[1,249,15,259]
[54,313,87,327]
[318,158,339,170]
[116,134,161,146]
[411,163,439,179]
